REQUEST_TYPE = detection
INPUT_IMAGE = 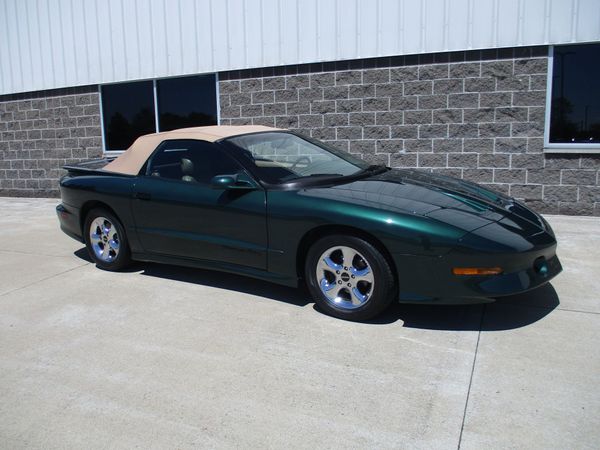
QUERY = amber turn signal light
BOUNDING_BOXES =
[452,267,503,276]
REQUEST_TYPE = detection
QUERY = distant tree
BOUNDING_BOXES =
[107,112,131,150]
[587,122,600,143]
[159,111,217,131]
[132,108,156,137]
[550,97,579,142]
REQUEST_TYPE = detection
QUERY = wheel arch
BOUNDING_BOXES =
[295,224,398,285]
[80,201,121,234]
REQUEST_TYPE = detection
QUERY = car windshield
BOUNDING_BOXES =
[225,132,371,184]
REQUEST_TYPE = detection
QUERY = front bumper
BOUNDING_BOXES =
[395,242,562,304]
[475,253,562,297]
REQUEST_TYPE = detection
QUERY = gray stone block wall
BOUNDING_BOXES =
[219,48,600,216]
[0,86,102,197]
[0,47,599,215]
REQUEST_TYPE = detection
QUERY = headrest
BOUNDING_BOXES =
[181,158,194,175]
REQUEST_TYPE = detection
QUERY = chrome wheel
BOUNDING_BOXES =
[89,216,120,263]
[315,245,375,310]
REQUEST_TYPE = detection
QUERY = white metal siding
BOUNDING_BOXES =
[1,0,599,95]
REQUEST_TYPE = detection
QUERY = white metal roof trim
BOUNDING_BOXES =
[1,0,599,95]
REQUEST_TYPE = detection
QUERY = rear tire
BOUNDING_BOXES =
[84,208,131,271]
[305,234,396,321]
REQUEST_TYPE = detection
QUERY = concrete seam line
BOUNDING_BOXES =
[555,307,600,316]
[457,304,486,450]
[0,249,80,259]
[494,300,600,316]
[0,262,91,298]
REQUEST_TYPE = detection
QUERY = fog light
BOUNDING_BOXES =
[534,257,548,277]
[452,267,503,276]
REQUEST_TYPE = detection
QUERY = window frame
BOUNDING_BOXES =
[544,45,600,154]
[100,73,221,156]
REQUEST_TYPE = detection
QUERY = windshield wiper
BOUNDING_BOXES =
[285,165,387,183]
[288,173,344,180]
[307,173,344,177]
[358,164,389,175]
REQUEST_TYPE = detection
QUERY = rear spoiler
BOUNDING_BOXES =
[63,157,131,176]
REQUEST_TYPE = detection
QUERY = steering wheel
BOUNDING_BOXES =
[291,156,311,170]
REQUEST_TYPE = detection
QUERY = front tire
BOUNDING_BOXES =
[84,208,131,271]
[305,235,396,321]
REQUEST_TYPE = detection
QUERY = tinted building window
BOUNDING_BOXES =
[101,81,156,150]
[157,75,218,132]
[100,75,218,152]
[550,44,600,144]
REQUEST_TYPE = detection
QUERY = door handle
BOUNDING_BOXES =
[134,192,152,200]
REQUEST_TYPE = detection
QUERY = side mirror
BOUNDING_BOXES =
[210,173,257,190]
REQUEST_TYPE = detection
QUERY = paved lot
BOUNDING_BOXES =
[0,197,598,449]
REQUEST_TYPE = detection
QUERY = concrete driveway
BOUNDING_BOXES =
[0,197,598,449]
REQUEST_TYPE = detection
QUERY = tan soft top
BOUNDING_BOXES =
[104,125,282,175]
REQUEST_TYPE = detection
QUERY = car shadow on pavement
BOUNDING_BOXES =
[74,248,148,272]
[141,262,312,307]
[74,248,560,331]
[138,262,561,332]
[74,248,311,305]
[74,247,93,262]
[370,283,560,331]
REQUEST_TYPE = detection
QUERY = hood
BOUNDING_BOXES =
[303,168,548,236]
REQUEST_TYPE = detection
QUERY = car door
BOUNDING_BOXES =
[131,139,268,270]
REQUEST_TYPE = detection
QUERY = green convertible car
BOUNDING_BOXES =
[57,125,562,321]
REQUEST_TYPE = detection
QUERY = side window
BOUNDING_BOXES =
[147,140,242,184]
